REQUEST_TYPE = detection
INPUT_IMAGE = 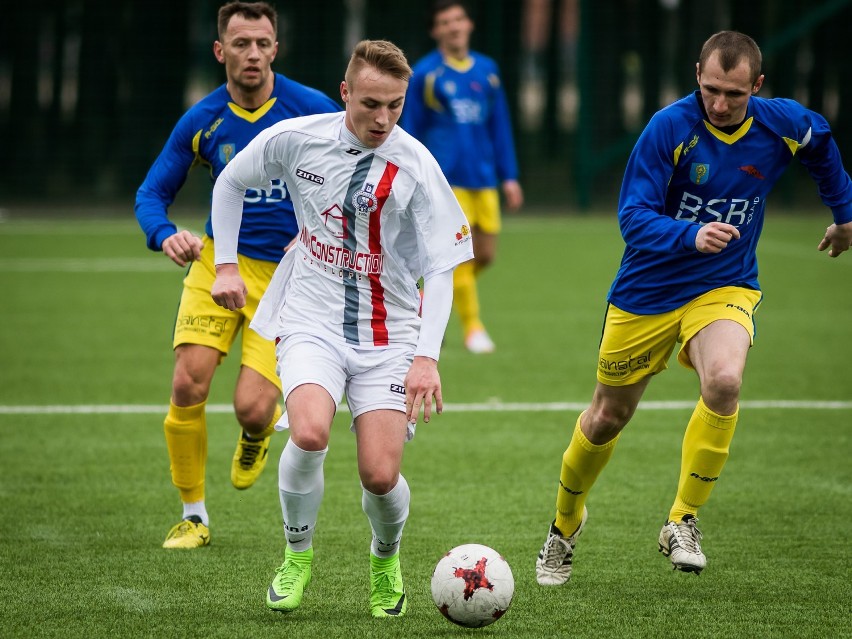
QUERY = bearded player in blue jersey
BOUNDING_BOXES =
[135,1,339,549]
[536,31,852,583]
[402,0,523,354]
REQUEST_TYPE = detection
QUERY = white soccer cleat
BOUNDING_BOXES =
[658,514,706,574]
[535,507,587,586]
[465,329,495,354]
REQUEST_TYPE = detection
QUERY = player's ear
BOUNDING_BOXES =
[340,81,349,103]
[695,61,701,83]
[752,74,764,94]
[213,41,225,64]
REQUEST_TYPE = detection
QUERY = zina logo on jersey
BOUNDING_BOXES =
[296,168,325,184]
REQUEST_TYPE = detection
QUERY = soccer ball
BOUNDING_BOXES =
[430,543,514,628]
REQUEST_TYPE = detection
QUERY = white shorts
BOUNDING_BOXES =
[274,332,415,440]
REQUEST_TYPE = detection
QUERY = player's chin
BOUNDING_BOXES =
[364,131,387,147]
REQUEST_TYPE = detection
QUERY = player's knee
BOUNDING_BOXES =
[703,370,742,407]
[171,367,210,406]
[233,399,274,433]
[360,467,398,495]
[289,422,330,452]
[585,403,633,442]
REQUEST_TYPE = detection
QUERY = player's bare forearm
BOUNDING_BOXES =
[817,220,852,258]
[211,263,247,311]
[404,356,442,424]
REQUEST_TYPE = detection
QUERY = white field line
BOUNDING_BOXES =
[0,400,849,415]
[0,258,178,272]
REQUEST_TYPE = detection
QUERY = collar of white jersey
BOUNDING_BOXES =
[338,117,397,151]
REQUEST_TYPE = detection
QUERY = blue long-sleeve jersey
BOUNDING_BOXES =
[401,50,518,188]
[135,73,340,262]
[609,91,852,314]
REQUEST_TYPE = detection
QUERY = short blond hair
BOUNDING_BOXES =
[345,40,412,87]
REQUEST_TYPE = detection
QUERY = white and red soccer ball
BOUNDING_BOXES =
[430,544,514,628]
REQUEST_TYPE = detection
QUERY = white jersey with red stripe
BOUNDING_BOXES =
[213,112,473,349]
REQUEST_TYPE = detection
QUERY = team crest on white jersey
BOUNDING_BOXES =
[352,183,378,216]
[321,204,348,239]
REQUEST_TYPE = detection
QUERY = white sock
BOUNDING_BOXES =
[362,475,410,558]
[278,438,327,552]
[182,500,208,526]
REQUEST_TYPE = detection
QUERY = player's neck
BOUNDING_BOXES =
[440,44,469,63]
[227,78,274,110]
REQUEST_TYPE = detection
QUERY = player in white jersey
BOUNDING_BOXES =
[210,40,473,619]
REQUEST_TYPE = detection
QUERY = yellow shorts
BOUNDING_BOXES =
[173,236,281,388]
[452,187,501,234]
[596,286,763,386]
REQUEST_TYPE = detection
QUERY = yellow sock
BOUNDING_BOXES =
[555,413,619,535]
[453,260,483,335]
[164,400,207,504]
[254,403,282,440]
[668,397,738,522]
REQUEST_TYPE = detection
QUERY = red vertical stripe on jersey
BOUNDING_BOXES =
[368,161,398,346]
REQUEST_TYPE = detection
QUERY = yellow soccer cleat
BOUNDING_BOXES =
[162,516,210,549]
[231,431,271,490]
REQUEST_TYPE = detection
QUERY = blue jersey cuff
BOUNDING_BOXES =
[831,203,852,225]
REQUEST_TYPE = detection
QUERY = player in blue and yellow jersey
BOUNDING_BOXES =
[135,1,339,549]
[401,0,523,354]
[536,31,852,583]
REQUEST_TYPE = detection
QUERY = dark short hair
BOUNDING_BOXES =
[217,1,278,40]
[698,31,762,85]
[429,0,470,29]
[345,40,413,87]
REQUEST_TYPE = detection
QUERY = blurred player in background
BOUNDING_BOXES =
[135,1,339,549]
[210,40,472,618]
[535,30,852,584]
[402,0,523,354]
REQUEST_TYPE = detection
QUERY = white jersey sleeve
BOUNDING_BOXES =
[211,122,293,265]
[415,268,454,360]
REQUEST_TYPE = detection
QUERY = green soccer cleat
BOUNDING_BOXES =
[231,430,271,490]
[266,547,313,612]
[162,516,210,549]
[369,553,407,618]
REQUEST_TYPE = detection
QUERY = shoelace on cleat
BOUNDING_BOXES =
[672,520,703,554]
[238,440,263,468]
[371,568,401,602]
[273,561,306,590]
[168,520,197,539]
[540,533,572,568]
